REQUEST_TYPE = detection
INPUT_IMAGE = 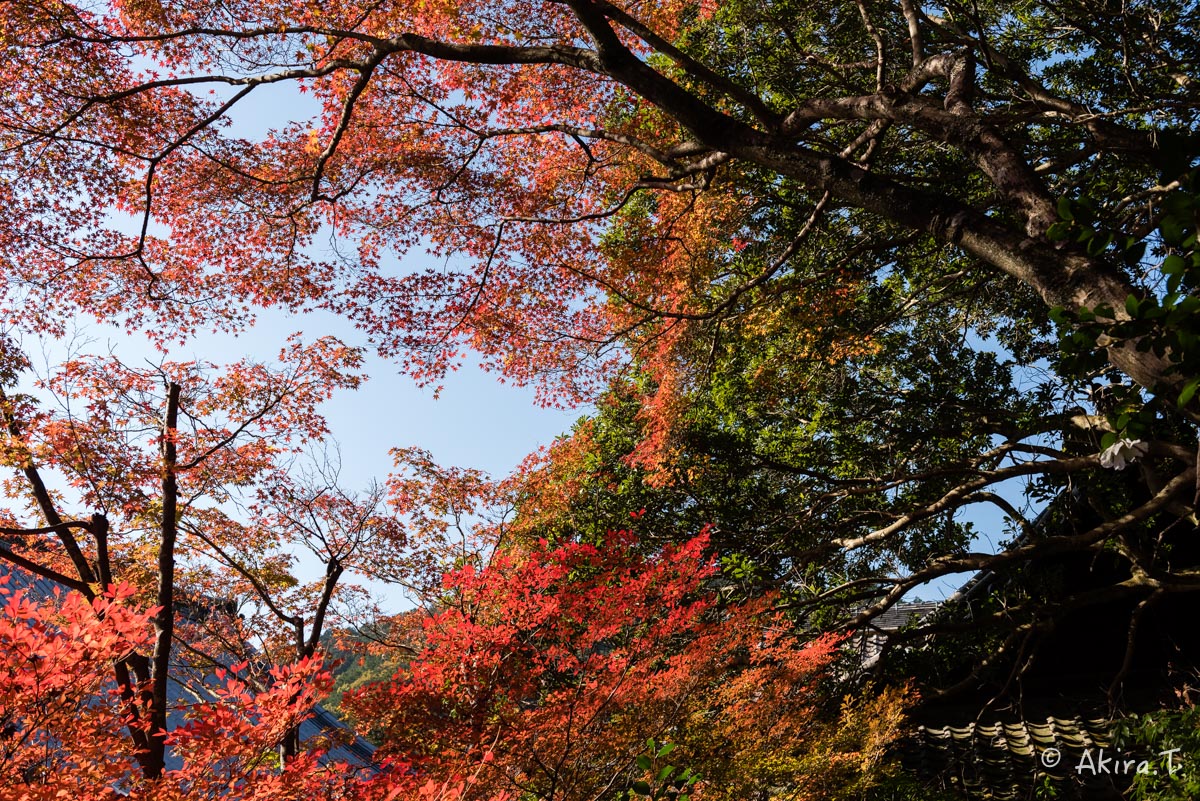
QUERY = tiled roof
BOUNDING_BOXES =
[854,601,942,669]
[872,601,942,630]
[905,716,1123,799]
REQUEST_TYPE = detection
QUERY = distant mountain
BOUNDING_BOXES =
[320,631,406,725]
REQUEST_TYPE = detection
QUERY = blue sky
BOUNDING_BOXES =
[137,81,583,485]
[8,81,584,613]
[57,314,583,487]
[217,88,583,484]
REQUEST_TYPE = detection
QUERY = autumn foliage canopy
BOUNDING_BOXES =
[341,532,847,801]
[1,0,1197,796]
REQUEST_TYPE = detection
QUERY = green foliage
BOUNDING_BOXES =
[1117,707,1200,800]
[489,3,1200,793]
[1051,169,1200,443]
[517,261,1059,592]
[620,740,699,801]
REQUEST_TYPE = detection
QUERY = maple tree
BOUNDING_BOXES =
[0,574,397,800]
[0,578,152,791]
[0,334,412,782]
[501,175,1200,698]
[340,528,918,801]
[0,0,1192,390]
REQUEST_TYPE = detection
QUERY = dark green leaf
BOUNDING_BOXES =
[1162,216,1186,246]
[1179,377,1200,409]
[1162,254,1187,275]
[1123,241,1147,265]
[1046,221,1071,241]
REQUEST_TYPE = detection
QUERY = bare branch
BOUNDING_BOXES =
[832,455,1100,551]
[0,544,91,594]
[899,0,925,65]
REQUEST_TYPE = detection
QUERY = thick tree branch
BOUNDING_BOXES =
[588,0,780,127]
[0,544,91,594]
[0,387,97,591]
[832,455,1100,551]
[839,466,1195,635]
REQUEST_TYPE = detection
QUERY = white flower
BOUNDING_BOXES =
[1098,438,1148,470]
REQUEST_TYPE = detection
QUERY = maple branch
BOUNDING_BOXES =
[566,118,880,330]
[131,83,260,280]
[181,521,297,626]
[33,5,1177,407]
[311,51,386,202]
[436,222,505,348]
[43,10,1179,293]
[169,634,245,686]
[0,544,91,594]
[0,387,96,590]
[83,23,605,70]
[91,514,113,594]
[500,174,712,226]
[562,190,830,326]
[14,60,355,165]
[304,557,344,659]
[480,124,675,165]
[560,0,756,148]
[111,656,151,760]
[58,65,355,107]
[38,22,383,47]
[175,385,290,471]
[0,521,92,537]
[378,33,601,70]
[586,0,780,127]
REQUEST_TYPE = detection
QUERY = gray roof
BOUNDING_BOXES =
[907,716,1122,800]
[872,601,942,631]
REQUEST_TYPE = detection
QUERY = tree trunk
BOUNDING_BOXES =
[145,381,182,780]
